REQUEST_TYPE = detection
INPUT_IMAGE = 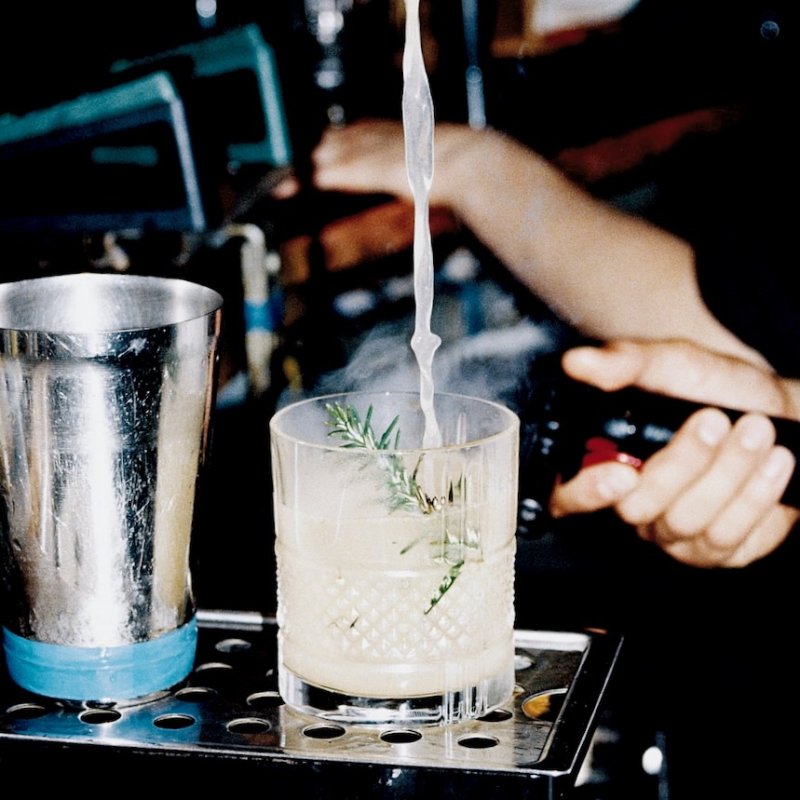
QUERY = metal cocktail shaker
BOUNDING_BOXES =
[0,272,222,703]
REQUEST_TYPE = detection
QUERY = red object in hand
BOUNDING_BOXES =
[581,437,643,470]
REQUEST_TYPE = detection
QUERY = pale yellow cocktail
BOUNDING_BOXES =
[270,391,519,724]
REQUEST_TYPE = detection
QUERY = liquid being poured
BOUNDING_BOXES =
[402,0,442,448]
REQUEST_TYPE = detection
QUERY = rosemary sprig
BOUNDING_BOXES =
[325,401,398,451]
[325,401,469,613]
[325,401,426,513]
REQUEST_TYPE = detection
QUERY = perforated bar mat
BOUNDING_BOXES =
[0,610,621,798]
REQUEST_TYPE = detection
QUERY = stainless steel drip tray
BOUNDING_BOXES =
[0,610,622,797]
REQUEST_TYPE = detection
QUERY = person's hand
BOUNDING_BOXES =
[272,118,486,208]
[270,119,411,201]
[550,339,800,567]
[312,119,411,199]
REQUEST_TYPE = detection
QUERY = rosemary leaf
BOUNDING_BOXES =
[424,560,465,615]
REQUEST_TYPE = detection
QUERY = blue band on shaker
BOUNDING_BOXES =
[2,616,198,702]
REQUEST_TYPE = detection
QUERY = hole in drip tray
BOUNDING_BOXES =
[192,662,235,687]
[215,637,252,654]
[479,708,513,723]
[79,708,122,724]
[303,723,346,740]
[195,661,234,673]
[175,686,218,702]
[247,690,284,709]
[227,717,271,734]
[153,713,196,730]
[5,702,49,720]
[457,734,500,749]
[380,729,423,745]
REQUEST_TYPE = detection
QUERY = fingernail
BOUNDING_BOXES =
[761,447,793,480]
[738,415,772,450]
[596,467,639,500]
[696,410,729,446]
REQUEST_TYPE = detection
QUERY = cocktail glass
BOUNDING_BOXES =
[270,390,519,724]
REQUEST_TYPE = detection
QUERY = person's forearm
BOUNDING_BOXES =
[309,120,767,367]
[434,127,767,367]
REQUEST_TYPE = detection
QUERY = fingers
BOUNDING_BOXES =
[662,505,797,567]
[550,461,639,517]
[688,446,795,563]
[617,410,797,566]
[551,405,799,567]
[615,407,734,527]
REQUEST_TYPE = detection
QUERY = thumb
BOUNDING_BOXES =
[561,341,650,392]
[562,339,786,414]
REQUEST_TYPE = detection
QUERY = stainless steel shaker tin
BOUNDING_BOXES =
[0,272,223,702]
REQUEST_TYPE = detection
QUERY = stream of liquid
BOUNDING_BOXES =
[402,0,442,448]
